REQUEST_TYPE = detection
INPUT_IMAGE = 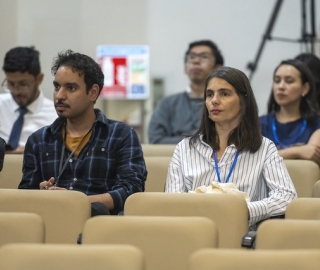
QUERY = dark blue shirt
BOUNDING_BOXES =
[259,114,320,149]
[18,109,147,214]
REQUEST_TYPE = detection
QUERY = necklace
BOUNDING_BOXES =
[272,116,307,149]
[213,150,239,183]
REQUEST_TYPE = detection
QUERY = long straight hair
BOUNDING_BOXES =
[267,59,318,126]
[190,66,262,153]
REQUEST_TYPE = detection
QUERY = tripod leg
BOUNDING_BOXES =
[247,0,284,80]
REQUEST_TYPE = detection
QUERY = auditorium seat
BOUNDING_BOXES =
[189,248,320,270]
[0,189,91,244]
[141,144,176,157]
[144,156,171,192]
[82,215,217,270]
[0,154,23,189]
[0,212,44,247]
[0,243,144,270]
[124,192,249,248]
[255,219,320,249]
[284,159,320,197]
[286,198,320,220]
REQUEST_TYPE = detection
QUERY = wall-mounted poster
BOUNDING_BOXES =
[96,45,149,99]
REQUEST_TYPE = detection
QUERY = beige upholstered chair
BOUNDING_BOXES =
[82,215,217,270]
[0,154,23,189]
[124,192,249,248]
[144,156,171,192]
[189,248,320,270]
[255,219,320,249]
[312,180,320,197]
[0,244,144,270]
[0,212,44,247]
[0,189,91,244]
[286,198,320,220]
[141,144,176,157]
[283,159,320,197]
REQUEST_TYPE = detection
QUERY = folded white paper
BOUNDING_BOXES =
[188,182,250,202]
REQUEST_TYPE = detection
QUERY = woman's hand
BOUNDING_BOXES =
[297,144,320,166]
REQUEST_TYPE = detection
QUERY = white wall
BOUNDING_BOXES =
[0,0,319,141]
[146,0,320,115]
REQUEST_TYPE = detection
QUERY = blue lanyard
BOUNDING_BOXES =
[272,116,307,149]
[213,150,239,183]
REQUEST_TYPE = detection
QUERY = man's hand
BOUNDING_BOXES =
[40,177,55,189]
[39,177,64,190]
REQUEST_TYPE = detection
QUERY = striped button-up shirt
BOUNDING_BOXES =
[165,136,297,226]
[19,109,147,214]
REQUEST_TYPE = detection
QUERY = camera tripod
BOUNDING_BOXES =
[247,0,320,80]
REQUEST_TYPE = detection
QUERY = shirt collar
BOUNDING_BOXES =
[50,108,108,137]
[199,134,236,149]
[13,90,44,114]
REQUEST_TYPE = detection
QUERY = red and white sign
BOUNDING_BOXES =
[97,45,149,100]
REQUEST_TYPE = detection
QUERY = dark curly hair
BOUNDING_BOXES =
[184,40,224,66]
[51,50,104,94]
[2,46,41,76]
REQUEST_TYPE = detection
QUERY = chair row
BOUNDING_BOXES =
[1,243,320,270]
[142,143,320,196]
[144,157,320,197]
[0,244,144,270]
[1,152,320,198]
[1,188,320,247]
[0,189,245,247]
[2,213,320,270]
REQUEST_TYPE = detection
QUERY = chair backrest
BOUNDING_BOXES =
[144,156,171,192]
[312,180,320,197]
[82,215,217,270]
[141,144,176,157]
[283,159,320,197]
[286,198,320,220]
[0,189,91,244]
[255,219,320,249]
[189,248,320,270]
[124,192,249,248]
[0,244,144,270]
[0,212,44,247]
[0,154,23,189]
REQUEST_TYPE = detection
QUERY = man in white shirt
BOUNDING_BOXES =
[0,46,57,153]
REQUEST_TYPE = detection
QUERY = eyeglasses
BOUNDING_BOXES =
[186,53,213,63]
[1,78,36,92]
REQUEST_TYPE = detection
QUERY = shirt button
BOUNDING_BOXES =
[69,159,72,163]
[73,178,77,181]
[46,153,49,156]
[101,148,105,151]
[69,186,73,190]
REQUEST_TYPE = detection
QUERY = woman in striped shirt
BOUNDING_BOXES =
[165,66,297,227]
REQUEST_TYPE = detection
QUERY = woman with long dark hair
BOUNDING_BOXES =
[260,59,320,166]
[165,66,297,228]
